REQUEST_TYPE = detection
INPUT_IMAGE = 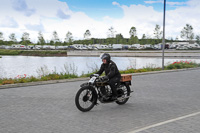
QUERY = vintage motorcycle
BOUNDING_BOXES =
[75,74,133,112]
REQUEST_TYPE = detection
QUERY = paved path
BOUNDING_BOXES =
[0,69,200,133]
[67,50,200,57]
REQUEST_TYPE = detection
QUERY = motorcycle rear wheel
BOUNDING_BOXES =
[115,84,130,105]
[75,86,97,112]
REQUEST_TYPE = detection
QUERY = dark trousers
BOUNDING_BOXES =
[108,76,121,96]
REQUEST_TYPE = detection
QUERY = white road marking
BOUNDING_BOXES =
[128,111,200,133]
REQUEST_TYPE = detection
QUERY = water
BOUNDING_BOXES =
[0,56,200,79]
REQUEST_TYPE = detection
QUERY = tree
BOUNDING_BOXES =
[140,34,147,45]
[0,32,4,41]
[84,30,91,40]
[196,35,200,45]
[0,32,4,45]
[9,33,17,42]
[65,31,73,44]
[107,26,116,38]
[129,27,137,37]
[180,24,194,41]
[129,36,139,44]
[175,36,179,41]
[128,27,138,44]
[142,34,146,39]
[116,33,124,44]
[154,24,162,39]
[107,38,115,44]
[21,32,30,46]
[52,31,60,45]
[169,37,174,44]
[38,31,45,45]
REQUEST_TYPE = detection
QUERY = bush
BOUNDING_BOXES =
[167,61,198,70]
[166,64,175,69]
[27,76,39,82]
[2,79,15,85]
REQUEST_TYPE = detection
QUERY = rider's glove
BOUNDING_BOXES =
[102,76,108,81]
[90,74,94,78]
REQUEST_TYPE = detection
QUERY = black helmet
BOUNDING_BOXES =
[100,53,111,62]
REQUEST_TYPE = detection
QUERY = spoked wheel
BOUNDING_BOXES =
[75,86,97,112]
[116,84,130,105]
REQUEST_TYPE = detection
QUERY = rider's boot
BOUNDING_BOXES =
[110,87,118,100]
[110,92,118,100]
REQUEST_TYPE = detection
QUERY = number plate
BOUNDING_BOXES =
[89,77,96,84]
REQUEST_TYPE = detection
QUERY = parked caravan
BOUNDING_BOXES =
[41,45,49,49]
[11,44,21,49]
[35,45,42,49]
[144,44,153,49]
[187,44,199,48]
[131,44,140,49]
[56,46,68,50]
[112,44,122,50]
[49,46,56,50]
[98,45,109,50]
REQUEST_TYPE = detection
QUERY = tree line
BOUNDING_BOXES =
[0,24,199,46]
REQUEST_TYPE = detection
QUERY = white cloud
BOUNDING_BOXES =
[144,0,187,6]
[167,2,187,6]
[0,0,200,42]
[109,4,163,38]
[11,0,36,17]
[144,0,163,4]
[0,16,19,28]
[56,9,71,19]
[112,2,120,7]
[25,23,44,31]
[109,0,200,39]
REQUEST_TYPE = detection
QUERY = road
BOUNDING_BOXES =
[67,50,200,57]
[0,69,200,133]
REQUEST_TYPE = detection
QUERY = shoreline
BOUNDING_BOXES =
[1,55,200,59]
[1,67,200,89]
[0,49,67,57]
[1,49,200,57]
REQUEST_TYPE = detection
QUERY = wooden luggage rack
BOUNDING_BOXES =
[120,74,132,82]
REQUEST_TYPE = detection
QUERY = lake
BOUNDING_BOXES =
[0,56,200,78]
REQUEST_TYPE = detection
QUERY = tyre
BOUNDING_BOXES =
[75,86,97,112]
[115,84,130,105]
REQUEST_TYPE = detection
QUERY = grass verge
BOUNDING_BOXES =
[0,49,67,56]
[0,61,200,86]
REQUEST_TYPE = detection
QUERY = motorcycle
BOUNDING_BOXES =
[75,74,133,112]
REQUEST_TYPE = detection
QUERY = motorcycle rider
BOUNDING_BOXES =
[95,53,121,100]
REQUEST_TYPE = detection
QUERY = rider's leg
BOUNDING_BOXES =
[109,77,120,99]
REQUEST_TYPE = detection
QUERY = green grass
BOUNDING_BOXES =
[1,61,199,86]
[0,73,78,85]
[0,49,67,56]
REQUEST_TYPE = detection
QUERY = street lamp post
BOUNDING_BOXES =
[162,0,166,70]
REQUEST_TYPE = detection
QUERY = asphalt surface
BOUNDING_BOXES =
[0,69,200,133]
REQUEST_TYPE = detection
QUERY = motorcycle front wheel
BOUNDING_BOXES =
[75,86,97,112]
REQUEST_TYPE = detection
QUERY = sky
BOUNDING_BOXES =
[0,0,199,42]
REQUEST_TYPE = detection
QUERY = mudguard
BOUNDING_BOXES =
[80,82,89,87]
